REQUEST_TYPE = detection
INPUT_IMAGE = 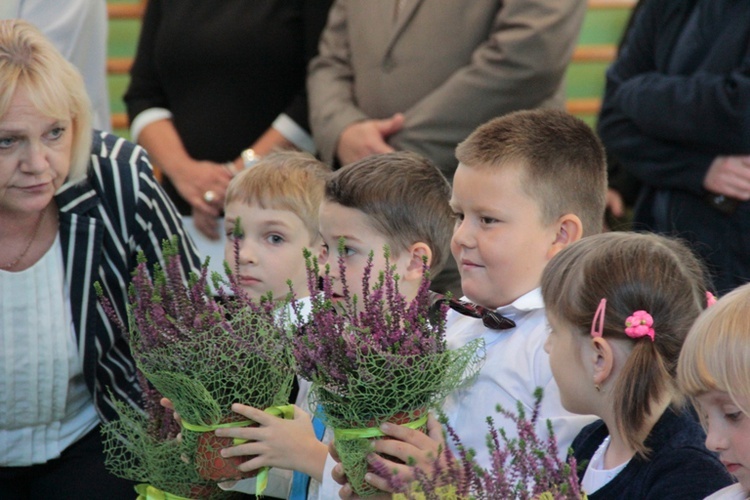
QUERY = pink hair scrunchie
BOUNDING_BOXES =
[624,310,655,342]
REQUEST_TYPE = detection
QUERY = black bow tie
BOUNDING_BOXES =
[447,299,516,330]
[433,294,516,330]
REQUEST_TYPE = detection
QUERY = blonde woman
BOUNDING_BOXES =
[0,20,199,498]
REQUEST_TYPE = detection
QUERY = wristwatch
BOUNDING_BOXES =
[241,148,261,169]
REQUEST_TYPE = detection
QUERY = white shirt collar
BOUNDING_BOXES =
[495,287,543,314]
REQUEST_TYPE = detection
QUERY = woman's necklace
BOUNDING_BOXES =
[2,208,47,270]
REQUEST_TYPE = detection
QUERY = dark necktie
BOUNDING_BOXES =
[430,294,516,330]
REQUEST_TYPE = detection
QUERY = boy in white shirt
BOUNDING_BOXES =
[334,109,608,496]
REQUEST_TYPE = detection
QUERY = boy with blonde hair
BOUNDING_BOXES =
[218,150,455,498]
[336,109,608,495]
[222,151,329,301]
[213,151,331,499]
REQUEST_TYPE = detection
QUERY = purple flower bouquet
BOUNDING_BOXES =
[290,245,484,497]
[98,238,294,484]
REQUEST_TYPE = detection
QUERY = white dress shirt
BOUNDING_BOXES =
[441,288,596,469]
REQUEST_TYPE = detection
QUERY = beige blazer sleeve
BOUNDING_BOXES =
[308,0,587,179]
[307,0,369,165]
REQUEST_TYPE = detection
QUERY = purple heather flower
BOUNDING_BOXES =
[288,244,447,396]
[388,390,584,499]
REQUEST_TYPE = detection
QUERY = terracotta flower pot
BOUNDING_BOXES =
[193,418,260,482]
[345,407,428,496]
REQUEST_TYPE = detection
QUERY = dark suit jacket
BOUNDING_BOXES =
[597,0,750,292]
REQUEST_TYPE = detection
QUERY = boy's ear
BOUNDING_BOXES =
[546,213,583,260]
[402,242,433,282]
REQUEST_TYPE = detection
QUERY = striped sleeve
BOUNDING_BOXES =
[61,131,201,423]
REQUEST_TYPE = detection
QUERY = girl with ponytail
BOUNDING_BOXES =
[541,232,732,499]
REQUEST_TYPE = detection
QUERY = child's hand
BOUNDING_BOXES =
[215,404,327,481]
[160,397,181,425]
[160,397,189,461]
[362,413,446,492]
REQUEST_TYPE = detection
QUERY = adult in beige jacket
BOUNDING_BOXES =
[308,0,588,181]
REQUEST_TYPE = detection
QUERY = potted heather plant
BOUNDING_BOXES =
[98,237,294,486]
[290,243,485,497]
[386,388,587,500]
[100,370,235,500]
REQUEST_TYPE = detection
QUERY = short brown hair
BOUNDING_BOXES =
[455,109,607,236]
[541,232,709,457]
[325,151,453,275]
[225,151,330,242]
[0,20,92,184]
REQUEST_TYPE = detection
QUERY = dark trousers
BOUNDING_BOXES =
[0,425,137,500]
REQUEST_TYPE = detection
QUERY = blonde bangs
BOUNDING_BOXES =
[677,334,724,397]
[1,20,92,184]
[224,152,329,241]
[679,284,750,409]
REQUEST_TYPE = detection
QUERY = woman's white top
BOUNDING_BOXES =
[0,235,99,465]
[705,483,749,500]
[581,436,631,494]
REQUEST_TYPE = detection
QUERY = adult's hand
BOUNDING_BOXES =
[193,206,221,241]
[170,159,233,215]
[703,155,750,201]
[336,113,405,166]
[136,119,233,213]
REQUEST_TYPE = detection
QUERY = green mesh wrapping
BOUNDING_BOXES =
[312,337,485,497]
[101,399,235,499]
[131,306,294,482]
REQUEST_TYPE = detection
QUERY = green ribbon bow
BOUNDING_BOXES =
[333,414,428,441]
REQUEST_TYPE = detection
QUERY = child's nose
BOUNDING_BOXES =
[452,219,474,248]
[704,422,728,452]
[237,241,258,264]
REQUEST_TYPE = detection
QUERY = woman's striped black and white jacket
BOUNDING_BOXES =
[54,130,201,423]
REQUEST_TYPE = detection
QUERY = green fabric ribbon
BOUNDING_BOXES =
[333,414,428,441]
[180,418,255,445]
[134,483,192,500]
[180,405,296,496]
